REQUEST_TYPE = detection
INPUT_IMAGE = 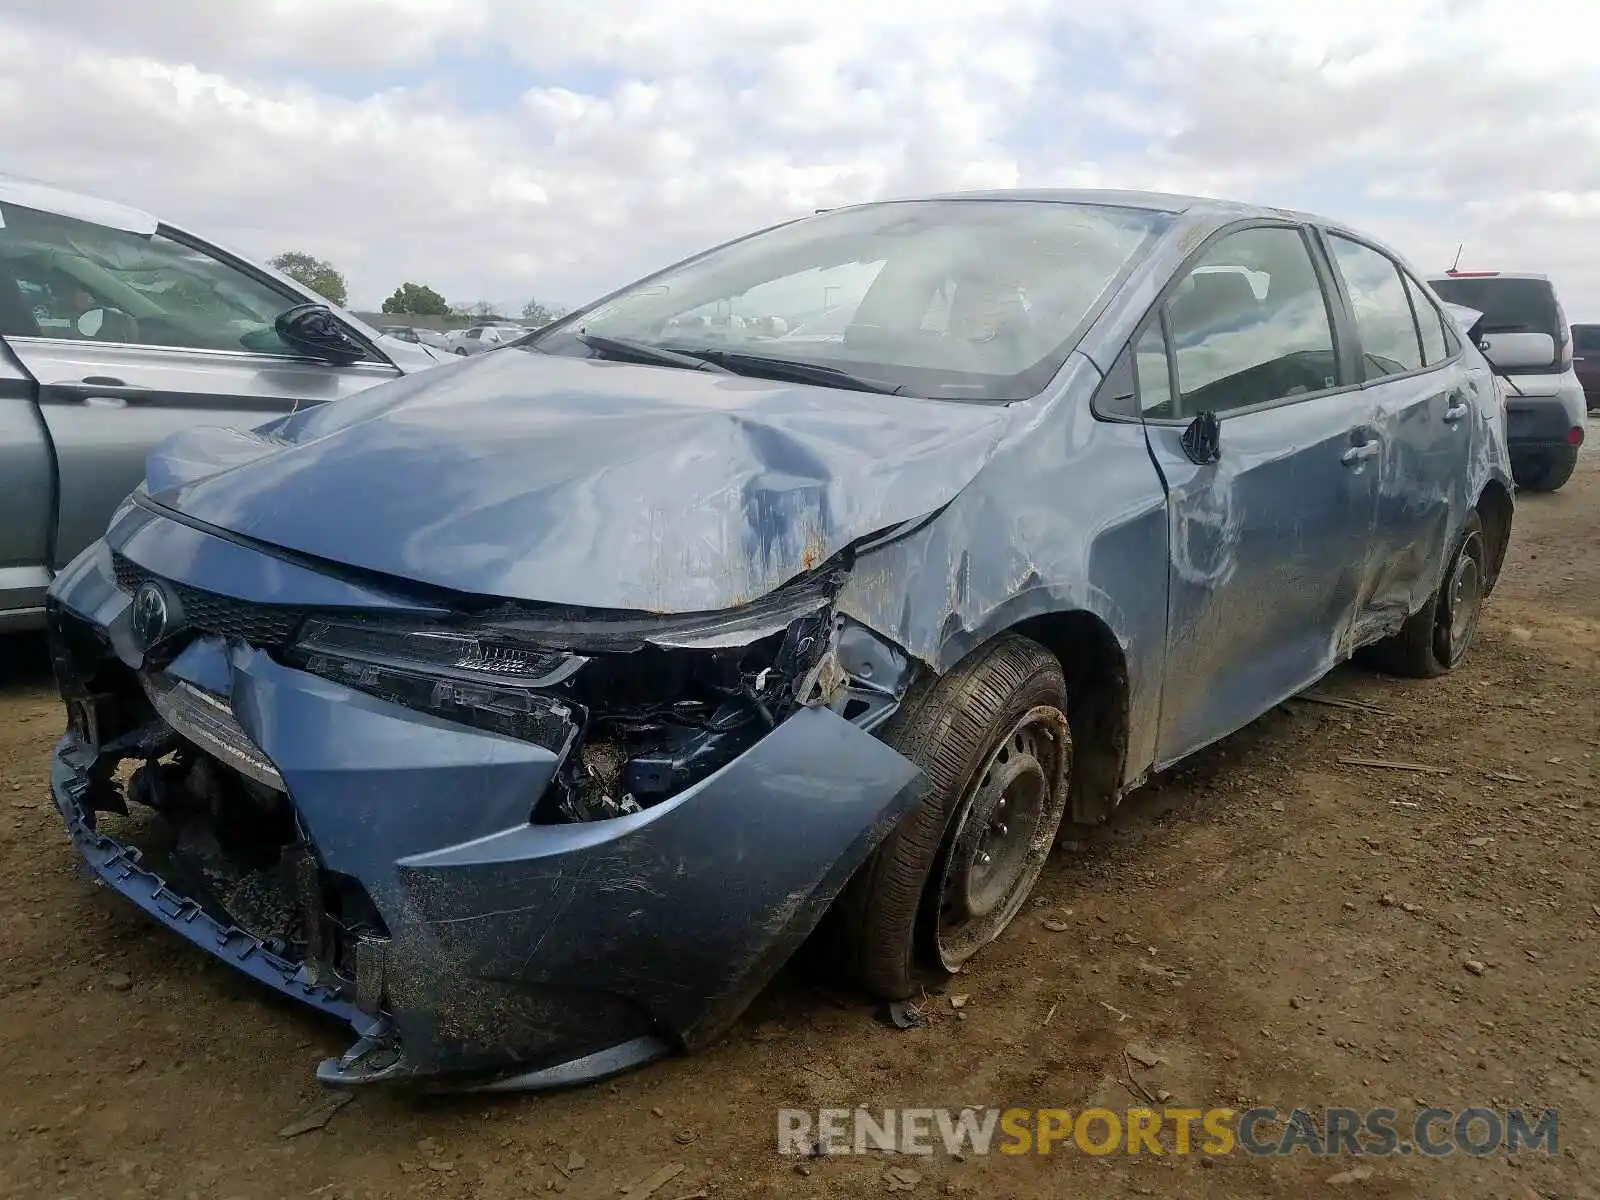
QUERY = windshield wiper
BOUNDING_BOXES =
[672,348,903,395]
[573,333,732,373]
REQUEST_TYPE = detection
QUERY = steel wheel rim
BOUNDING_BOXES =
[1443,531,1484,666]
[934,705,1070,971]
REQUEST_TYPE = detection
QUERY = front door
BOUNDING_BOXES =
[0,199,401,568]
[1136,224,1379,765]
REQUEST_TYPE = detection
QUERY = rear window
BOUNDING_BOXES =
[1574,324,1600,353]
[1428,276,1561,339]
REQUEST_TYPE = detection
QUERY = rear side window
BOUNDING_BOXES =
[1326,235,1423,380]
[1574,325,1600,353]
[1403,274,1449,365]
[1164,226,1338,416]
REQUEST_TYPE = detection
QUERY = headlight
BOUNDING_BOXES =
[288,618,585,752]
[285,571,839,758]
[286,572,843,821]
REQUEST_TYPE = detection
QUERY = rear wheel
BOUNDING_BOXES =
[1364,511,1486,679]
[835,635,1071,999]
[1512,445,1577,493]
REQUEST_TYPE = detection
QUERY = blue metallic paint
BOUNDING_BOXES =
[49,534,923,1084]
[44,190,1514,1089]
[143,351,1013,613]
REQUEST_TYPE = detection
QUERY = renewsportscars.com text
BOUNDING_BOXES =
[777,1106,1559,1158]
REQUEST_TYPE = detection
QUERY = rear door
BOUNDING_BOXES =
[1137,223,1380,764]
[1320,233,1472,640]
[0,199,402,568]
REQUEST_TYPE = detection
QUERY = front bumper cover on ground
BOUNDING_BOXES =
[45,511,923,1090]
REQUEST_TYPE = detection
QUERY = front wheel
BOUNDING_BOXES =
[1363,511,1487,679]
[834,635,1071,999]
[1512,445,1577,493]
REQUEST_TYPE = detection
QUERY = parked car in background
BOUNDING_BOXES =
[46,190,1512,1093]
[381,325,451,351]
[0,173,452,631]
[447,322,526,355]
[1571,322,1600,413]
[1429,271,1586,491]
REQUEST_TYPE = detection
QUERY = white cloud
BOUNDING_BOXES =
[2,0,1598,315]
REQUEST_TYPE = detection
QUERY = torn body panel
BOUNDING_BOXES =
[46,512,921,1088]
[837,352,1170,792]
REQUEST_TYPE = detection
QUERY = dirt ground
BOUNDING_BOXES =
[1,442,1596,1200]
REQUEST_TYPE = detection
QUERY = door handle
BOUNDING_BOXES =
[54,380,155,405]
[1443,392,1470,424]
[1341,441,1380,466]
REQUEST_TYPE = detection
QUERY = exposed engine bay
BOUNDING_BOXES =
[549,613,826,821]
[122,747,386,990]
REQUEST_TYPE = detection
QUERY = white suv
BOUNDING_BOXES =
[1429,271,1586,492]
[448,323,526,356]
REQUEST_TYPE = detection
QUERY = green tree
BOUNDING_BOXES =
[381,282,450,316]
[520,298,568,327]
[269,251,348,307]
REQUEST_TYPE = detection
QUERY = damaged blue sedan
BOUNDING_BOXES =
[45,190,1514,1091]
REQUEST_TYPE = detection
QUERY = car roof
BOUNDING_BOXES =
[879,187,1346,229]
[0,171,157,235]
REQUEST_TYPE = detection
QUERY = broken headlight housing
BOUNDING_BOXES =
[284,572,843,822]
[287,618,585,753]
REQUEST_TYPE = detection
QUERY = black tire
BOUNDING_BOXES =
[1363,511,1487,679]
[1512,446,1577,493]
[834,634,1071,999]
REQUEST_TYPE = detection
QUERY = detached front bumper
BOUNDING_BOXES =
[45,508,922,1090]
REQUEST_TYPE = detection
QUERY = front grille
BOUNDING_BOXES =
[113,553,306,648]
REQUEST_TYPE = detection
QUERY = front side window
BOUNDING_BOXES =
[0,201,319,355]
[1327,235,1423,380]
[1164,226,1338,416]
[530,199,1174,402]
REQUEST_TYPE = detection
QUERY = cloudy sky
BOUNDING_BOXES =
[4,0,1597,316]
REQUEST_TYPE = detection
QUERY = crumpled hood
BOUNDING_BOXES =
[144,351,1014,612]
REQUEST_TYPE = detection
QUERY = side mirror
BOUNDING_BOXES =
[76,308,106,338]
[1181,411,1222,466]
[275,303,368,365]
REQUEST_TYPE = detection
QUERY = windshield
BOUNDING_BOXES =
[527,200,1174,401]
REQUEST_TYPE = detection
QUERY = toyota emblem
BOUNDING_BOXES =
[130,581,171,649]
